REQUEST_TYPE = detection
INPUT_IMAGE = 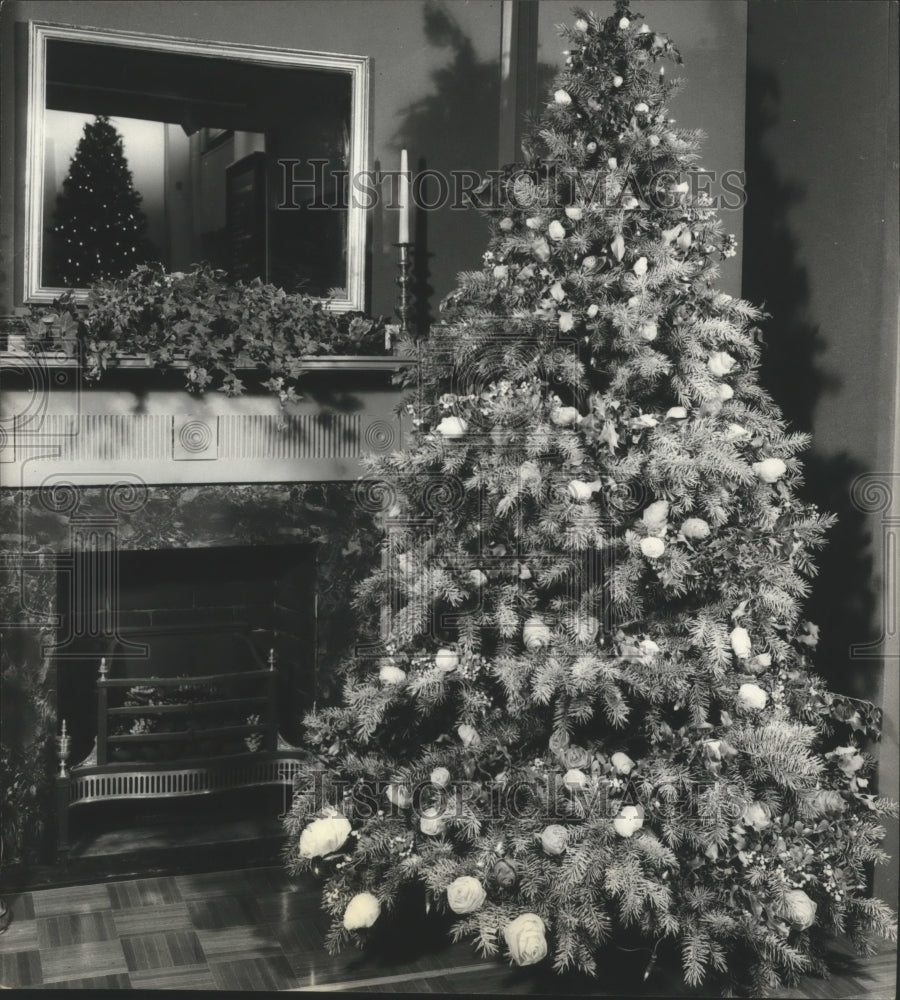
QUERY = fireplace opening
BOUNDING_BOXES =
[54,543,316,859]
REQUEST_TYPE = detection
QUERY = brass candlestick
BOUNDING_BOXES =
[395,242,413,336]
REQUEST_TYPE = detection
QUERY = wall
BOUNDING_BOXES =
[535,0,747,295]
[0,0,504,320]
[743,0,900,905]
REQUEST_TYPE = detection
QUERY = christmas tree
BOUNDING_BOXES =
[285,3,897,993]
[49,115,156,287]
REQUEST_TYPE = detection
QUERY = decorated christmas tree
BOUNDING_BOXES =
[285,3,897,993]
[49,115,156,287]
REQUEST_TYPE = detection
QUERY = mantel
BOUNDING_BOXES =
[0,355,415,488]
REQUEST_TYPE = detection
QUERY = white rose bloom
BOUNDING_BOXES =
[379,664,407,685]
[447,876,487,914]
[565,206,584,221]
[753,458,787,483]
[493,264,509,280]
[640,536,666,559]
[708,351,737,376]
[737,682,768,711]
[612,75,624,87]
[548,220,567,241]
[582,255,598,271]
[587,303,600,318]
[611,752,635,775]
[550,281,566,302]
[632,256,648,276]
[741,801,771,831]
[468,569,488,587]
[642,500,670,527]
[725,423,750,442]
[504,913,548,966]
[523,617,552,650]
[563,768,590,791]
[430,766,451,788]
[558,312,575,332]
[718,383,735,401]
[385,783,412,808]
[298,815,352,858]
[749,652,772,672]
[457,723,480,747]
[343,891,381,930]
[681,517,710,540]
[780,889,817,930]
[435,648,459,672]
[730,626,752,659]
[436,416,468,438]
[551,406,581,427]
[639,638,660,656]
[666,406,688,420]
[639,321,658,341]
[518,460,542,486]
[634,102,649,114]
[554,89,572,105]
[613,804,644,837]
[574,17,589,31]
[419,806,447,836]
[568,479,600,502]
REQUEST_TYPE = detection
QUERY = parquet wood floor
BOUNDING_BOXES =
[0,866,895,994]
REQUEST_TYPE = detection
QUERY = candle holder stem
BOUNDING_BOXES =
[395,242,412,337]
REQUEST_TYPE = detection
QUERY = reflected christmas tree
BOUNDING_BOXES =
[49,115,157,287]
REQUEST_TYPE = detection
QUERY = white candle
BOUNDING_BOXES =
[399,149,410,244]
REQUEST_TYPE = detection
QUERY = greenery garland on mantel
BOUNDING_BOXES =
[22,264,403,406]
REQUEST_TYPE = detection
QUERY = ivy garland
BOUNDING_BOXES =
[25,263,391,406]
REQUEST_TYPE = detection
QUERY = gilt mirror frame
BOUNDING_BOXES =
[24,20,370,311]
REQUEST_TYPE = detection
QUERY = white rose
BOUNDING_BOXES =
[558,312,575,332]
[613,804,644,837]
[666,406,688,420]
[504,913,548,966]
[548,220,567,241]
[737,682,768,711]
[430,766,451,788]
[446,875,487,914]
[582,255,598,271]
[725,423,750,442]
[753,458,787,483]
[632,256,648,276]
[540,824,569,855]
[634,102,649,114]
[612,74,624,87]
[748,652,772,673]
[622,194,639,210]
[435,648,459,672]
[436,416,468,438]
[639,638,660,656]
[379,664,407,685]
[554,89,572,106]
[298,815,352,858]
[525,216,542,230]
[468,569,488,587]
[639,321,658,341]
[499,217,514,231]
[565,206,584,221]
[779,889,817,930]
[648,134,660,147]
[343,891,381,930]
[708,351,737,377]
[563,768,590,791]
[523,617,552,650]
[568,479,600,502]
[493,264,509,280]
[681,517,710,540]
[642,500,669,527]
[640,536,665,559]
[587,303,600,318]
[457,723,480,747]
[730,626,752,659]
[632,414,657,428]
[574,17,589,31]
[551,406,581,427]
[718,383,734,401]
[742,801,771,831]
[385,783,412,808]
[611,752,635,775]
[549,281,566,302]
[419,806,447,836]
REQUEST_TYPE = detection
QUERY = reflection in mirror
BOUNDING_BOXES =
[26,24,369,309]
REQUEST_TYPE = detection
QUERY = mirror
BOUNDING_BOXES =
[25,22,369,310]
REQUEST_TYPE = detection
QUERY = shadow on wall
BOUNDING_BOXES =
[393,1,556,331]
[741,65,881,710]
